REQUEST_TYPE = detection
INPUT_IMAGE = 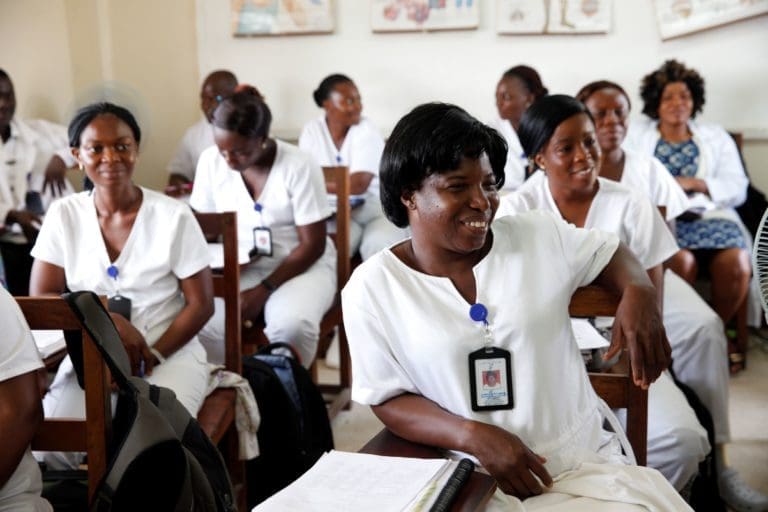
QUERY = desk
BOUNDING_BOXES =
[360,429,497,512]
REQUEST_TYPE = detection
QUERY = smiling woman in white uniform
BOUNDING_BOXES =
[497,94,712,494]
[299,74,404,260]
[29,102,214,469]
[191,86,336,367]
[343,102,690,511]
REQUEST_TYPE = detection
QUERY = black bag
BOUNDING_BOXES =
[243,342,334,508]
[60,291,237,512]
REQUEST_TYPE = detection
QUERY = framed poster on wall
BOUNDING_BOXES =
[232,0,335,36]
[496,0,612,34]
[654,0,768,40]
[370,0,479,32]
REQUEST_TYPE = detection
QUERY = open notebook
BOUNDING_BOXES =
[253,450,458,512]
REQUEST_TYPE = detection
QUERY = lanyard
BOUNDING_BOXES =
[469,303,494,348]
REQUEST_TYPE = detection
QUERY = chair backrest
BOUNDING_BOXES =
[569,285,648,466]
[194,211,242,375]
[25,296,111,504]
[323,166,352,292]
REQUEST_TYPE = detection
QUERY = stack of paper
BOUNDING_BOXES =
[570,318,609,350]
[32,330,66,359]
[206,243,253,270]
[253,450,454,512]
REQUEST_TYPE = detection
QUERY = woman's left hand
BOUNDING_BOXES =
[604,284,672,389]
[676,176,708,195]
[110,313,155,377]
[241,285,270,326]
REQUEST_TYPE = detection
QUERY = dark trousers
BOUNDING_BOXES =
[0,240,34,296]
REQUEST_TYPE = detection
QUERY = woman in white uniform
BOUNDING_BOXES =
[344,102,689,511]
[576,81,768,512]
[0,286,50,511]
[30,103,214,468]
[624,60,752,373]
[299,73,403,260]
[486,65,548,193]
[496,94,709,493]
[192,86,336,367]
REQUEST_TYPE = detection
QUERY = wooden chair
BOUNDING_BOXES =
[570,285,648,466]
[241,166,353,419]
[26,296,111,505]
[194,211,245,508]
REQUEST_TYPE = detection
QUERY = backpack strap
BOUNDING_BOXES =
[257,341,302,363]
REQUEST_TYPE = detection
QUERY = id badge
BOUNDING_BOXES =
[468,346,514,411]
[108,294,132,321]
[251,226,273,257]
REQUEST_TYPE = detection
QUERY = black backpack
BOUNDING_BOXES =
[242,343,334,508]
[61,291,237,512]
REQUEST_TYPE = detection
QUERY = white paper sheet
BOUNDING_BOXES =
[32,329,66,359]
[570,319,609,350]
[252,450,450,512]
[206,243,252,270]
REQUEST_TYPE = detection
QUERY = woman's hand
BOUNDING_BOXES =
[241,284,270,325]
[110,313,155,377]
[675,176,708,196]
[468,421,552,499]
[605,283,672,389]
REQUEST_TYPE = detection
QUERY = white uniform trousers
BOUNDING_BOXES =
[38,340,209,470]
[198,255,336,368]
[663,270,730,443]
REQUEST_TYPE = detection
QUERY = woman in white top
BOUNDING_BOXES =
[344,102,689,511]
[299,74,403,260]
[192,86,336,367]
[0,286,50,511]
[30,102,214,469]
[497,94,710,492]
[624,60,752,372]
[487,65,548,193]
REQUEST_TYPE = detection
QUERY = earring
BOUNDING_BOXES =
[261,139,268,150]
[78,163,84,171]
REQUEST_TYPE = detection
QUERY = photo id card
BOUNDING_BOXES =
[468,346,513,411]
[250,226,273,258]
[108,294,132,321]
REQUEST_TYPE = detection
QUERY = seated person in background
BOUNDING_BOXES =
[0,68,76,295]
[30,102,214,469]
[0,286,50,511]
[486,65,548,193]
[343,102,691,511]
[624,60,752,373]
[299,73,404,260]
[166,69,238,197]
[191,85,336,367]
[576,82,768,511]
[497,94,711,492]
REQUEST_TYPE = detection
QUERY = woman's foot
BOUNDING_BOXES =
[727,329,746,375]
[719,467,768,511]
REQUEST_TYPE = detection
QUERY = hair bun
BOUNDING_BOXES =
[235,84,264,100]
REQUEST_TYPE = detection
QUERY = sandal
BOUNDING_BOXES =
[727,329,746,375]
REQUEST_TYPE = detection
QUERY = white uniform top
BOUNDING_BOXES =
[0,118,75,241]
[343,213,622,477]
[624,117,748,210]
[191,139,335,283]
[166,118,214,181]
[620,149,690,221]
[500,172,678,269]
[31,188,210,347]
[486,114,527,193]
[298,115,384,197]
[0,286,50,511]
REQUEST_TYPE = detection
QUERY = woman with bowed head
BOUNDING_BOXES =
[342,102,690,510]
[30,102,214,468]
[299,73,404,260]
[191,85,336,367]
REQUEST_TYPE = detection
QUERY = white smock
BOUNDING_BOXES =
[0,286,51,512]
[191,140,336,367]
[31,188,211,470]
[298,115,405,260]
[487,115,528,193]
[343,213,691,511]
[500,173,710,489]
[166,118,214,181]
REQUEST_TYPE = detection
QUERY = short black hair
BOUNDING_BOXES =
[212,85,271,139]
[518,95,593,172]
[68,102,141,148]
[639,59,705,119]
[500,65,548,100]
[313,74,353,107]
[0,68,9,82]
[379,103,507,228]
[575,80,632,111]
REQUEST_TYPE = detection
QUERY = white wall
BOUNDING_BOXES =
[196,1,768,140]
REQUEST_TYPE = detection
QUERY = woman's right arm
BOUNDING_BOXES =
[373,393,552,498]
[29,259,67,295]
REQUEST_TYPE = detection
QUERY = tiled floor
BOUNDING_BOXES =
[323,335,768,501]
